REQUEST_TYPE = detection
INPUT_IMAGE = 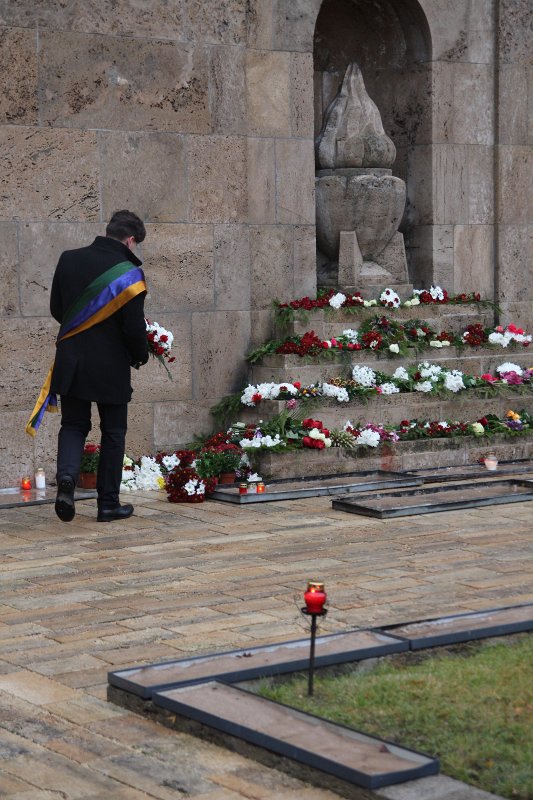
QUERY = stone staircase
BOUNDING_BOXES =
[241,303,533,480]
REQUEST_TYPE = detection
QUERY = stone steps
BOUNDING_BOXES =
[251,346,533,386]
[240,389,533,432]
[253,433,533,480]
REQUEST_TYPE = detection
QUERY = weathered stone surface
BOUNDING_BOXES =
[186,0,250,44]
[0,410,36,489]
[272,0,321,52]
[214,225,250,311]
[315,171,406,260]
[39,32,210,134]
[0,0,187,39]
[19,223,101,317]
[0,317,57,411]
[246,0,273,49]
[249,310,275,349]
[422,0,493,63]
[405,145,433,226]
[246,51,291,137]
[291,52,314,137]
[293,225,317,299]
[431,225,455,289]
[497,146,530,224]
[499,0,532,64]
[0,27,37,125]
[497,225,531,302]
[191,310,251,398]
[209,45,246,134]
[247,138,276,224]
[433,63,494,145]
[275,139,315,224]
[453,225,494,297]
[153,400,213,450]
[498,66,528,145]
[433,145,468,225]
[0,127,99,221]
[249,225,293,310]
[125,403,155,461]
[0,222,20,316]
[316,64,396,170]
[141,224,214,312]
[99,132,187,223]
[133,313,192,402]
[188,136,247,223]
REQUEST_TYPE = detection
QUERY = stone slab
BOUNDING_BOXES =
[0,486,96,510]
[153,681,439,790]
[407,459,533,483]
[332,479,533,519]
[108,629,407,699]
[210,471,422,504]
[385,604,533,649]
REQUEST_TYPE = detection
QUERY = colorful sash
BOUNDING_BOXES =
[25,261,147,437]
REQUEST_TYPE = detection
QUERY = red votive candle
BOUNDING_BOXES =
[21,476,32,491]
[304,580,327,614]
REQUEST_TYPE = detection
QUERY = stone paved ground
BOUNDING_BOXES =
[1,491,532,799]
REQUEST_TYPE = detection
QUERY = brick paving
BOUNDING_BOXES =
[0,491,532,799]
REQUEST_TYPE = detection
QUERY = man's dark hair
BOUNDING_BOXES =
[106,210,146,243]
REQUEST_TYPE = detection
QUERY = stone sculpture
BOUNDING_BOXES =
[315,63,410,292]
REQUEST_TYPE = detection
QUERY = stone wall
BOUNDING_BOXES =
[0,0,531,487]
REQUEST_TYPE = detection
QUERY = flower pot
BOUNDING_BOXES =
[218,472,236,484]
[77,472,97,490]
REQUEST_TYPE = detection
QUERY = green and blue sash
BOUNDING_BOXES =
[26,261,146,437]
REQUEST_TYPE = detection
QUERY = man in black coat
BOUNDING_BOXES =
[50,210,149,523]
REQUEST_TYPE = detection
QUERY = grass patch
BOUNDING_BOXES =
[257,636,533,800]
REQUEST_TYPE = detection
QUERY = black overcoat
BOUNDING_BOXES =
[50,236,148,404]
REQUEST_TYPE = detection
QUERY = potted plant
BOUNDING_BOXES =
[196,445,242,483]
[78,443,100,489]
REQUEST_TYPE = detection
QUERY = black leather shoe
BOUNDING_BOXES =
[55,475,75,523]
[97,503,134,522]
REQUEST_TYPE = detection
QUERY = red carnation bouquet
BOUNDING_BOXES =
[145,319,175,378]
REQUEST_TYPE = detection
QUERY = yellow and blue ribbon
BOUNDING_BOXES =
[26,261,146,437]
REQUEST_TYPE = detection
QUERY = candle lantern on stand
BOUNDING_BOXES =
[302,580,327,696]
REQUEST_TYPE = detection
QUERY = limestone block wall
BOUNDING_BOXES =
[0,0,318,487]
[0,0,531,487]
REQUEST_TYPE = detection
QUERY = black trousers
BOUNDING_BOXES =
[57,396,128,507]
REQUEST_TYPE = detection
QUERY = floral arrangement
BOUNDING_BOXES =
[247,317,531,363]
[301,418,332,449]
[165,467,207,503]
[274,285,490,326]
[195,443,243,478]
[146,319,175,378]
[80,443,100,473]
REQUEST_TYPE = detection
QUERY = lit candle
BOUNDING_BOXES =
[256,482,265,493]
[35,468,46,489]
[303,580,327,614]
[21,476,32,491]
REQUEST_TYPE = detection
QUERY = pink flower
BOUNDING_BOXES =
[286,399,297,410]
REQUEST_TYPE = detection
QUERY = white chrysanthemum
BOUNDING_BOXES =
[133,456,163,491]
[414,380,434,393]
[321,382,349,402]
[120,470,137,492]
[488,332,509,347]
[430,285,445,300]
[379,382,400,394]
[389,343,399,354]
[342,328,359,342]
[329,292,347,309]
[392,366,409,381]
[352,364,377,387]
[443,371,465,392]
[419,362,442,379]
[497,362,523,375]
[162,454,180,471]
[356,429,381,447]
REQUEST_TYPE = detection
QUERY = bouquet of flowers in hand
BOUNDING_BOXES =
[145,319,175,378]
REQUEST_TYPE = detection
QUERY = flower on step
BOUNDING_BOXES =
[489,324,531,348]
[414,380,433,393]
[379,382,400,395]
[389,343,400,353]
[506,410,521,421]
[392,366,409,381]
[497,362,523,377]
[342,328,359,343]
[481,373,497,382]
[352,364,377,387]
[329,292,347,309]
[380,288,401,308]
[321,382,349,402]
[443,370,466,392]
[470,422,485,436]
[355,427,381,447]
[403,296,420,307]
